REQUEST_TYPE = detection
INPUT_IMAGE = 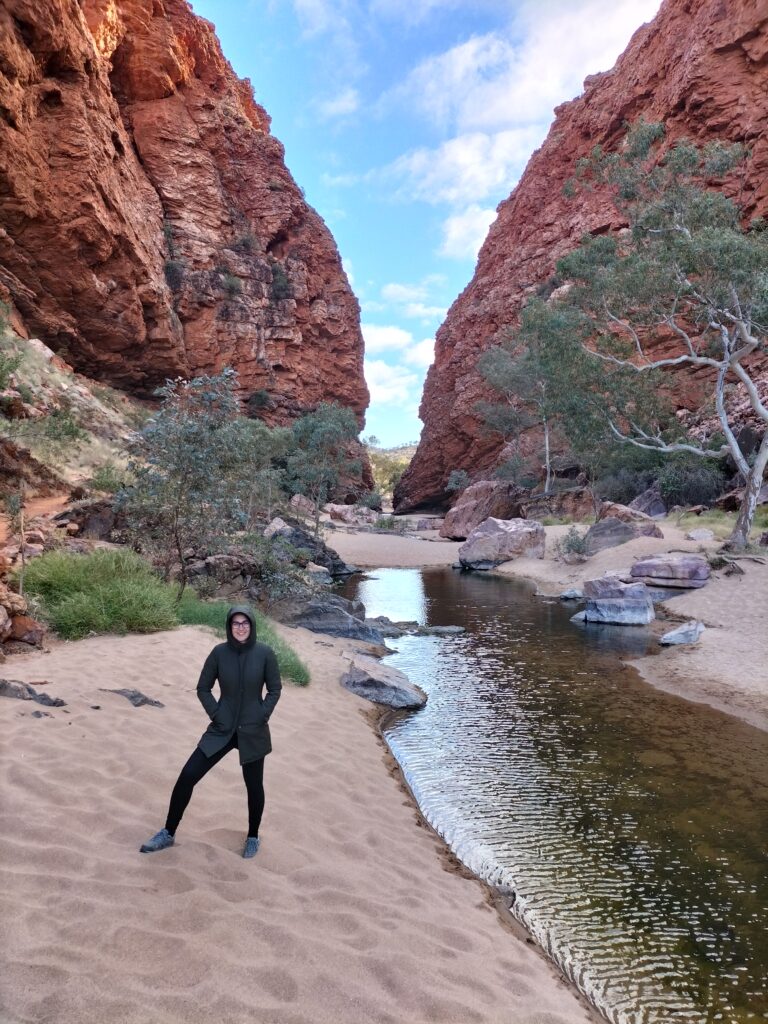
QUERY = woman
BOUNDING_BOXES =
[140,605,282,858]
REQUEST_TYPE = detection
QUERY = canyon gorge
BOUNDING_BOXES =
[395,0,768,511]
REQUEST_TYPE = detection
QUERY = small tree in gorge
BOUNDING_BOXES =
[285,402,361,538]
[517,123,767,549]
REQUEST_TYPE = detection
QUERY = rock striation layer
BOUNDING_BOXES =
[396,0,768,511]
[0,0,368,426]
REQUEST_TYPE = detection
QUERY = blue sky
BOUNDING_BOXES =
[189,0,662,446]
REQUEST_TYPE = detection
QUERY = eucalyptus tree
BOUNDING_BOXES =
[510,123,767,550]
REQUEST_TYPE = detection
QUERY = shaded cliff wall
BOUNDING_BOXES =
[0,0,368,426]
[396,0,768,511]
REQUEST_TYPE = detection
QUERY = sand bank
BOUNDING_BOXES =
[330,523,768,733]
[1,624,595,1024]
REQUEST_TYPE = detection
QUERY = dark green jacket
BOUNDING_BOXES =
[196,606,282,764]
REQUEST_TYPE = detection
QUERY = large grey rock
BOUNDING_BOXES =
[560,588,583,601]
[440,481,524,540]
[582,576,655,625]
[629,485,667,518]
[584,517,662,556]
[459,517,545,569]
[280,594,383,643]
[365,615,465,638]
[341,655,427,709]
[264,517,291,539]
[630,554,710,589]
[660,621,705,646]
[685,528,715,542]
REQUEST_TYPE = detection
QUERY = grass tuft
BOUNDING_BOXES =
[23,550,310,685]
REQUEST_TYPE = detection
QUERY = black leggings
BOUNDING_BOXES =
[165,734,265,838]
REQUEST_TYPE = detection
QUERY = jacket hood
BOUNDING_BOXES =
[226,605,257,651]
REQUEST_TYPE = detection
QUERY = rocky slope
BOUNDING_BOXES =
[396,0,768,511]
[0,0,368,426]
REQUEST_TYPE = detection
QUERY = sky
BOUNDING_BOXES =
[189,0,662,447]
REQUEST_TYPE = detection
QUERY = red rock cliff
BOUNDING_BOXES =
[396,0,768,511]
[0,0,368,426]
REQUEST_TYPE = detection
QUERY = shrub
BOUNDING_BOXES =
[358,490,383,510]
[556,525,588,559]
[0,351,21,389]
[22,549,310,683]
[270,262,292,300]
[43,409,86,442]
[232,233,257,253]
[164,259,185,291]
[657,458,728,507]
[89,462,126,493]
[596,467,658,505]
[221,273,243,297]
[446,469,470,493]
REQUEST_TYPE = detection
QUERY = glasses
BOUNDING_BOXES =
[232,620,250,630]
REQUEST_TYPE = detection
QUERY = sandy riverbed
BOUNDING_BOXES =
[1,622,596,1024]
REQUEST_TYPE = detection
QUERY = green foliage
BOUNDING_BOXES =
[0,350,21,389]
[656,456,728,507]
[23,549,177,639]
[232,233,257,253]
[89,461,127,494]
[22,549,309,682]
[559,525,588,557]
[510,121,768,548]
[446,469,470,493]
[247,389,273,414]
[164,259,185,291]
[358,490,383,510]
[118,369,247,592]
[270,262,292,300]
[234,418,291,525]
[366,443,411,496]
[220,273,243,297]
[286,402,360,537]
[43,409,86,442]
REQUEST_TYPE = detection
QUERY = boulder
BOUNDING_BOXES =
[582,576,655,625]
[279,594,382,643]
[8,615,46,646]
[0,606,11,642]
[660,621,705,646]
[600,502,658,524]
[759,531,768,548]
[560,588,583,600]
[341,655,427,709]
[584,517,637,555]
[630,554,710,589]
[326,503,378,526]
[629,485,667,518]
[458,517,545,569]
[716,484,768,512]
[264,517,291,539]
[305,561,331,584]
[440,481,524,540]
[685,528,715,542]
[290,494,316,518]
[519,487,596,522]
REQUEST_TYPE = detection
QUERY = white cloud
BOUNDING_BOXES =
[404,302,446,320]
[365,359,420,404]
[362,324,413,354]
[403,337,435,368]
[381,282,427,303]
[440,204,497,261]
[388,127,544,205]
[318,87,360,119]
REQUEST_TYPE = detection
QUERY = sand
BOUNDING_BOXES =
[1,625,595,1024]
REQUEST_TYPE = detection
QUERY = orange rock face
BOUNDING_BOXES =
[0,0,368,427]
[396,0,768,511]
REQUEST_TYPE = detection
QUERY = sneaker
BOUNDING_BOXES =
[242,836,260,859]
[140,828,175,853]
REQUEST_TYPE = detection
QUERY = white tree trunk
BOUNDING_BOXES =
[728,431,768,551]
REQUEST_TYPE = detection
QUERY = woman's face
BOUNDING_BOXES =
[231,615,251,641]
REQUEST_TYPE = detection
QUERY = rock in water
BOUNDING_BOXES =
[458,518,545,569]
[341,656,427,709]
[582,577,655,625]
[660,621,705,645]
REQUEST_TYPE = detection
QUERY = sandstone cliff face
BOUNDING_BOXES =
[396,0,768,511]
[0,0,368,426]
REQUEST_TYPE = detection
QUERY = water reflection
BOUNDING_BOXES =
[341,569,768,1024]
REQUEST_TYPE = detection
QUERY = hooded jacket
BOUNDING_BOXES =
[196,605,282,764]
